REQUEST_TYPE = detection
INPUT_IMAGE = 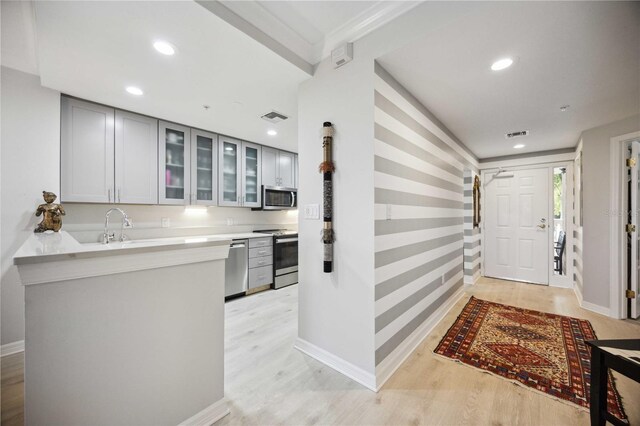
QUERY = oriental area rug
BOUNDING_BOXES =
[434,296,627,422]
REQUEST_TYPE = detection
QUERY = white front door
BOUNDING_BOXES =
[485,168,550,284]
[627,141,640,318]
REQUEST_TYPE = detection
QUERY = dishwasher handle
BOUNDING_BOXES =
[230,243,246,249]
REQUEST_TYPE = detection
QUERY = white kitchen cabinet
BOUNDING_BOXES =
[191,129,218,206]
[218,137,261,207]
[61,97,115,203]
[159,121,191,205]
[261,147,296,188]
[242,142,262,208]
[261,147,278,187]
[115,110,158,204]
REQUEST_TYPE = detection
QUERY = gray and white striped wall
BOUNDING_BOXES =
[573,142,584,301]
[373,62,479,384]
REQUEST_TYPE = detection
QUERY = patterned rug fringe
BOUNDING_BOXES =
[433,351,590,412]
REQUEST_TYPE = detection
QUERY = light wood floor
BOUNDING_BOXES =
[3,277,639,425]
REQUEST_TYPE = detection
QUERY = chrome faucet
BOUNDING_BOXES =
[103,208,133,244]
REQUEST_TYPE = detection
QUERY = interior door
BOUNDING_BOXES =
[628,141,640,318]
[485,168,550,284]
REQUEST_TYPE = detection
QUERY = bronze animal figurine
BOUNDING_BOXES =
[35,191,66,233]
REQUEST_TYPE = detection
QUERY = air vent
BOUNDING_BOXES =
[261,111,289,123]
[505,130,529,139]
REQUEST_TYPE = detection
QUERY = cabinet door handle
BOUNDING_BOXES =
[108,189,111,203]
[117,188,121,203]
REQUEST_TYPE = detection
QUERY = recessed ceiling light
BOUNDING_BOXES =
[125,86,143,96]
[560,105,570,112]
[491,57,514,71]
[267,130,278,136]
[153,40,176,56]
[513,144,525,149]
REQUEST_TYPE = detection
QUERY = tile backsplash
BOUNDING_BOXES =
[63,203,298,243]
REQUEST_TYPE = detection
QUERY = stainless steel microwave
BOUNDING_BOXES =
[260,186,297,210]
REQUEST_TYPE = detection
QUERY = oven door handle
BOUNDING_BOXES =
[276,238,298,244]
[291,191,296,208]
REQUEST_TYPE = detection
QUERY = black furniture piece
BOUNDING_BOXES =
[554,231,566,273]
[586,339,640,426]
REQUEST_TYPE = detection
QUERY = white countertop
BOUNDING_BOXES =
[13,231,273,266]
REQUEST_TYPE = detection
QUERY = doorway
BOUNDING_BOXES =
[625,140,640,319]
[483,163,574,287]
[484,167,550,284]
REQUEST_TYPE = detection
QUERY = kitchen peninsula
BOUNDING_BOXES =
[13,231,232,426]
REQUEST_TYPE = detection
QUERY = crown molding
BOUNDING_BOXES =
[316,1,423,61]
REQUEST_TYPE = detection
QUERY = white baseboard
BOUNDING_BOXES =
[573,282,583,305]
[294,338,377,391]
[573,283,611,317]
[1,340,24,357]
[178,398,229,426]
[580,300,611,317]
[374,284,466,391]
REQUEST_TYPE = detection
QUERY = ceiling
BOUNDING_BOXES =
[377,1,640,159]
[23,0,314,153]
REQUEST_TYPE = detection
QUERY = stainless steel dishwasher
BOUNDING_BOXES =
[225,239,248,298]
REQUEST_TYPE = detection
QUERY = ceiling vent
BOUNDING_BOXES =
[261,111,288,123]
[505,130,529,139]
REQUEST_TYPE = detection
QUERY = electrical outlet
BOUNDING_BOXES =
[161,217,170,228]
[386,204,392,220]
[304,204,320,220]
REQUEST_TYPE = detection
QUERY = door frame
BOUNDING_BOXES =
[609,131,640,319]
[481,161,574,288]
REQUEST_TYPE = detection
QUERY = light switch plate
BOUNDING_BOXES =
[304,204,320,220]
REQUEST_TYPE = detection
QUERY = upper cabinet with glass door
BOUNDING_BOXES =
[190,129,218,206]
[159,121,191,205]
[242,142,262,208]
[218,136,242,207]
[218,137,261,207]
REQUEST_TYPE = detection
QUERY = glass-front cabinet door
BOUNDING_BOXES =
[191,130,218,206]
[242,142,262,208]
[159,121,191,205]
[218,136,242,207]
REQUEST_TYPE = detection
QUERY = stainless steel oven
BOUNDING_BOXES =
[261,186,297,210]
[254,229,298,289]
[273,234,298,288]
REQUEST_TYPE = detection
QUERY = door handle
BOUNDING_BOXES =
[537,224,547,229]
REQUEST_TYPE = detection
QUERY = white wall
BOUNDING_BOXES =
[580,114,640,309]
[1,66,60,346]
[296,3,483,385]
[297,54,377,378]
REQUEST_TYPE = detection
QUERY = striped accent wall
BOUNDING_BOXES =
[573,144,583,297]
[373,62,478,370]
[464,170,482,283]
[573,226,583,295]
